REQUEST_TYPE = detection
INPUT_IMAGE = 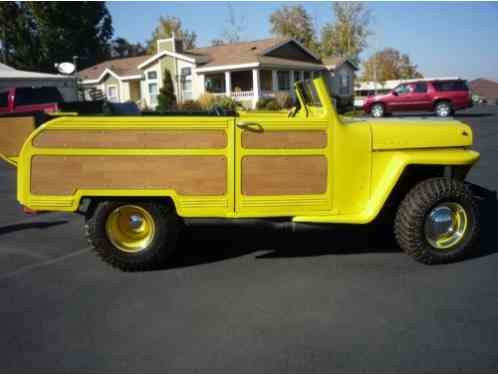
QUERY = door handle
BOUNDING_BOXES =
[236,122,263,132]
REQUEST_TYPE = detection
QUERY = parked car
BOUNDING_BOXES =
[363,79,473,118]
[0,77,480,270]
[0,86,65,114]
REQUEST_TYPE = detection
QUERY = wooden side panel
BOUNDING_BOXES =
[31,155,227,196]
[33,129,227,149]
[0,116,35,157]
[242,130,327,149]
[242,156,327,196]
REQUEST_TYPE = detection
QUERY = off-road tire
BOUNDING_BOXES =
[394,178,479,264]
[85,200,180,271]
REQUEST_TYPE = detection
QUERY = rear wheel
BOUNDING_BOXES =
[394,178,479,264]
[435,101,452,117]
[85,200,180,271]
[371,103,385,118]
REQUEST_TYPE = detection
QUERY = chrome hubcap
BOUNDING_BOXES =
[372,105,383,117]
[424,203,468,250]
[437,104,450,117]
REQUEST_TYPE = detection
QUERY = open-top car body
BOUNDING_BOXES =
[0,77,480,270]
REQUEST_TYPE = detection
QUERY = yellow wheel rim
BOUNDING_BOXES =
[105,205,156,253]
[424,202,468,250]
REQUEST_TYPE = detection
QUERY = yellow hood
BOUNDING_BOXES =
[370,118,473,151]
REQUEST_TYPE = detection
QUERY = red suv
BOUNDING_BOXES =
[0,86,63,114]
[363,79,472,118]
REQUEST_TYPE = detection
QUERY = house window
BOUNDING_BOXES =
[294,71,300,83]
[277,71,290,91]
[260,70,273,91]
[339,71,349,95]
[107,85,118,102]
[147,71,158,80]
[303,71,311,80]
[181,67,192,76]
[181,79,192,100]
[148,82,158,105]
[205,73,225,93]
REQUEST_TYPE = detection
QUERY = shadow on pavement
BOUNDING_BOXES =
[0,220,68,236]
[167,184,498,269]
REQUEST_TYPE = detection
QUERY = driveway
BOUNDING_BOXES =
[1,106,498,372]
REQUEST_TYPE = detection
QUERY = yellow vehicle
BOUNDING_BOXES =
[0,78,480,270]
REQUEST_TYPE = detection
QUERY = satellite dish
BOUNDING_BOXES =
[56,62,76,75]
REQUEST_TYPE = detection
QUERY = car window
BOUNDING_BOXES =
[414,83,428,93]
[0,91,8,107]
[14,87,63,106]
[395,85,411,95]
[301,80,322,107]
[433,81,469,92]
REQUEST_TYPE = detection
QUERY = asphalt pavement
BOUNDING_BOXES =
[1,106,498,372]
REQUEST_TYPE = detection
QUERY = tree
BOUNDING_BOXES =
[361,48,423,82]
[269,5,318,52]
[157,69,176,111]
[146,16,197,54]
[0,3,41,70]
[321,2,371,65]
[111,37,146,58]
[221,3,246,44]
[24,2,113,71]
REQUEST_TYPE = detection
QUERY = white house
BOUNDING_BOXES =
[79,37,357,109]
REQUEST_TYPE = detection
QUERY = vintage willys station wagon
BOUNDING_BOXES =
[0,78,480,270]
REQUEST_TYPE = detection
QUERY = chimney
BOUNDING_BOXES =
[157,33,184,54]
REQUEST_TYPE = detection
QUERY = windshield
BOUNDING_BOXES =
[300,79,322,107]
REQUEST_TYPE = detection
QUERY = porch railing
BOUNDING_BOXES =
[231,90,254,98]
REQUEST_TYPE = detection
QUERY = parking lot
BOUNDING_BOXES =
[1,106,498,372]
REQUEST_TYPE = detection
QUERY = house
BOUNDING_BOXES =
[469,78,498,104]
[79,37,357,109]
[0,62,78,101]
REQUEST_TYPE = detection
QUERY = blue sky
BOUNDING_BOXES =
[107,1,498,80]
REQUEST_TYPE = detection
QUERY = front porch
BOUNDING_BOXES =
[203,68,317,107]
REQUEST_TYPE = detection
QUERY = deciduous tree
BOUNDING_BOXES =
[361,48,423,82]
[269,5,318,52]
[111,37,146,58]
[320,2,371,65]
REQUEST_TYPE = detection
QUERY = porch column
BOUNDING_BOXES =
[300,71,305,81]
[225,71,231,97]
[252,68,261,108]
[290,70,295,92]
[272,70,278,92]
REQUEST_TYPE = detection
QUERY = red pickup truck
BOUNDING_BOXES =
[0,86,63,114]
[363,79,473,118]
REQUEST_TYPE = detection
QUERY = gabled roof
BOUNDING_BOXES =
[188,38,322,70]
[79,55,151,82]
[469,78,498,99]
[321,56,358,71]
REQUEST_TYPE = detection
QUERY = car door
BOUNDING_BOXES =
[409,82,431,111]
[234,113,332,217]
[387,84,413,112]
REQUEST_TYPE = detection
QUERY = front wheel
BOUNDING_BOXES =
[394,178,479,264]
[85,200,180,271]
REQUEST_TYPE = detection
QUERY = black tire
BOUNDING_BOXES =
[435,101,452,117]
[85,200,180,271]
[371,103,384,118]
[394,177,479,264]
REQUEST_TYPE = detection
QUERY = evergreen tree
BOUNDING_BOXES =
[157,69,177,111]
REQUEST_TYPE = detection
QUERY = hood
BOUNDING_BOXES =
[369,118,473,151]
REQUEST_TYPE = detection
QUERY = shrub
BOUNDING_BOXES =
[274,92,294,109]
[214,96,241,111]
[265,99,282,111]
[178,100,202,111]
[198,93,216,110]
[256,98,273,110]
[157,69,177,111]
